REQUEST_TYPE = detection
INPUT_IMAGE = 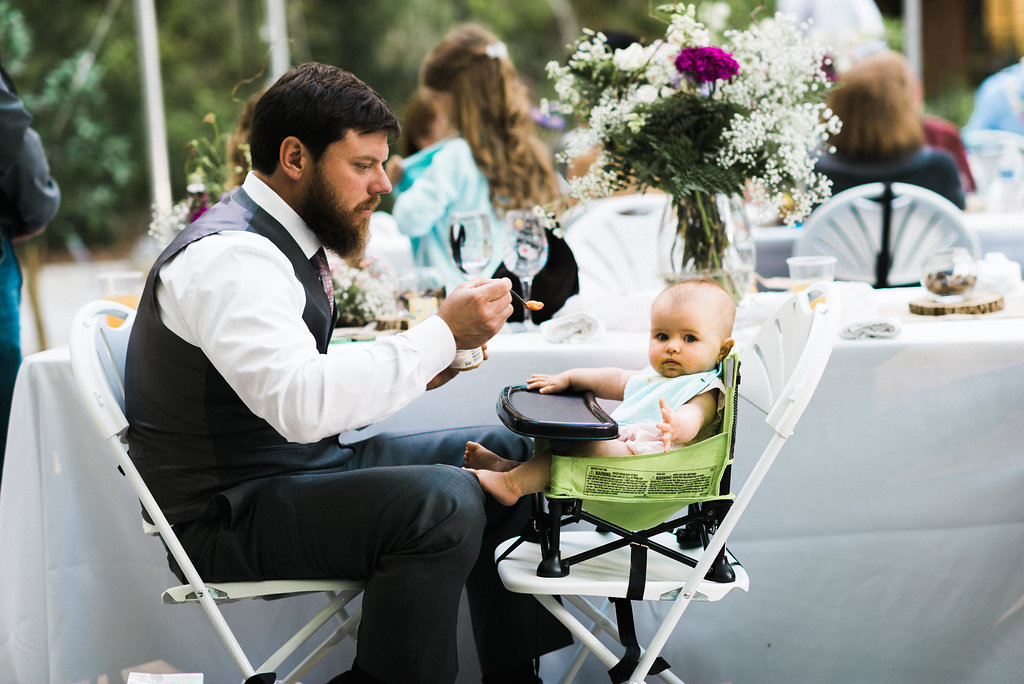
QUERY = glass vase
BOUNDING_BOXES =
[656,191,756,302]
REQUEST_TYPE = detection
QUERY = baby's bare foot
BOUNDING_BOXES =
[465,468,523,506]
[464,441,521,472]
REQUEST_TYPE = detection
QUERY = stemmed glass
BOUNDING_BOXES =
[447,211,493,369]
[503,209,549,328]
[448,211,493,279]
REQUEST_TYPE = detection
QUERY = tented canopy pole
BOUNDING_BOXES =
[134,0,171,213]
[904,0,922,82]
[265,0,291,85]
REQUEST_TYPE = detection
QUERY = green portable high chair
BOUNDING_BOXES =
[493,283,841,684]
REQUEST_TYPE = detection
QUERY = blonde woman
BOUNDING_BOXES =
[390,24,578,323]
[815,50,965,208]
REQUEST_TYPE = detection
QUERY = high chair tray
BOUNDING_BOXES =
[497,385,619,441]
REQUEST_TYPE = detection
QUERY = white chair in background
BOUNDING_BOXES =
[365,211,414,274]
[69,300,364,684]
[794,182,980,287]
[494,283,841,684]
[562,193,669,296]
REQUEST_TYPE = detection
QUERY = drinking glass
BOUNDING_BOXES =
[447,211,493,369]
[921,247,977,303]
[503,210,549,327]
[448,211,493,278]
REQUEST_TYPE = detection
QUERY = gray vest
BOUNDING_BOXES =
[125,188,343,524]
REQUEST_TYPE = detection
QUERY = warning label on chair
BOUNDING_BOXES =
[583,465,714,498]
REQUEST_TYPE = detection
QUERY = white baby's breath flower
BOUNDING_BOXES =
[331,261,397,327]
[148,199,192,249]
[665,3,711,46]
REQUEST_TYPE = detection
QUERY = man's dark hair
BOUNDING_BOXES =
[249,62,400,174]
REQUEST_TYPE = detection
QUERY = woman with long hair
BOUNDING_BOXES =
[390,24,577,322]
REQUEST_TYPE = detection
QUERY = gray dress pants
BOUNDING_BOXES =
[175,425,571,684]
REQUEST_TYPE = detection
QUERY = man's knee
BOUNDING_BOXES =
[413,465,487,559]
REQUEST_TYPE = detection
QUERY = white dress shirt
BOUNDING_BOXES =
[156,172,456,443]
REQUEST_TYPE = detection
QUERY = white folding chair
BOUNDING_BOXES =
[562,193,670,296]
[494,282,842,684]
[69,300,364,684]
[794,182,980,287]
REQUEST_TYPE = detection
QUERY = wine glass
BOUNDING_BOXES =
[448,211,493,278]
[447,211,493,369]
[503,209,549,328]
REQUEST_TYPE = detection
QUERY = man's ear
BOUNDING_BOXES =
[718,338,735,361]
[279,136,306,181]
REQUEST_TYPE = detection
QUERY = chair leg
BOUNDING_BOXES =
[674,505,702,548]
[675,503,735,583]
[538,498,568,577]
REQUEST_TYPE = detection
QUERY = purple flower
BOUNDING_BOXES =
[674,46,740,84]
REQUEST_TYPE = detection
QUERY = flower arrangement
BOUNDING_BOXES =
[546,3,841,294]
[332,259,399,328]
[148,113,249,248]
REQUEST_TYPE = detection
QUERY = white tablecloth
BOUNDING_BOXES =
[3,288,1024,683]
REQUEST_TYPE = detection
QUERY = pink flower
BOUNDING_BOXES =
[674,46,739,84]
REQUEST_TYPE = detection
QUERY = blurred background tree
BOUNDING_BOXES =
[0,0,1003,261]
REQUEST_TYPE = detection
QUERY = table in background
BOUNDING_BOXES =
[3,288,1024,683]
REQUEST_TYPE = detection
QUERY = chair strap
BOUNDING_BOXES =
[243,673,277,684]
[607,598,670,683]
[626,542,647,600]
[876,182,895,288]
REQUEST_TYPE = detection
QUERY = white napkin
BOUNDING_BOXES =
[840,317,902,339]
[539,312,605,343]
[976,252,1023,295]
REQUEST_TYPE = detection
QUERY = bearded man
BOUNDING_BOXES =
[125,63,569,684]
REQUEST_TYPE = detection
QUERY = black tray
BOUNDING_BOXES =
[496,385,618,442]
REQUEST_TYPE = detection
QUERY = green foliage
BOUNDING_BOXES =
[3,2,142,250]
[0,1,31,69]
[614,90,748,198]
[20,51,138,247]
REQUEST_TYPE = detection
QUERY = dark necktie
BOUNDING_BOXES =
[310,247,334,311]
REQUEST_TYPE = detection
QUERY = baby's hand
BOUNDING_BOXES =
[658,398,676,452]
[527,373,569,394]
[657,397,703,451]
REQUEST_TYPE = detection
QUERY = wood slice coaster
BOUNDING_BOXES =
[909,291,1005,316]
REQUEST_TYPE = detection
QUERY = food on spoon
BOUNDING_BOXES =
[525,300,544,310]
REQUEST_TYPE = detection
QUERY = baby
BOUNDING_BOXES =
[466,279,736,505]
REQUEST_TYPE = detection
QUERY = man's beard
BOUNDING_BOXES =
[297,164,378,259]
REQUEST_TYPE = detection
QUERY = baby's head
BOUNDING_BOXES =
[648,280,736,378]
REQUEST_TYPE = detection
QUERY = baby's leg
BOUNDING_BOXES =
[468,452,553,506]
[569,438,635,458]
[464,441,522,472]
